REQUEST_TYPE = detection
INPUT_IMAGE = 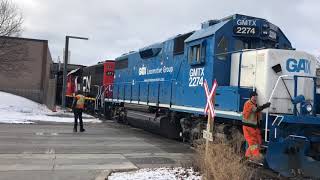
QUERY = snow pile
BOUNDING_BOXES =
[108,167,202,180]
[0,91,101,124]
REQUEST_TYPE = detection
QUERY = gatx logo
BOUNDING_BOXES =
[138,66,147,76]
[286,58,311,74]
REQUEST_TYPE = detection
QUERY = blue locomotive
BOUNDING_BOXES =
[103,14,320,178]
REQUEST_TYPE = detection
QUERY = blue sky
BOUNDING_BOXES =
[13,0,320,65]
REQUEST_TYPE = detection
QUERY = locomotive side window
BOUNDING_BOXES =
[234,39,249,51]
[217,36,228,60]
[316,68,320,87]
[195,45,201,62]
[115,58,128,69]
[188,41,206,65]
[188,46,193,63]
[188,45,200,63]
[139,47,162,59]
[173,32,193,55]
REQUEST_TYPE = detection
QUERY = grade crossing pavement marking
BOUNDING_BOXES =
[35,132,59,136]
[35,132,44,136]
[45,148,55,154]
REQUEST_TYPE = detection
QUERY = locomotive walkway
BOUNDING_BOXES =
[0,121,194,180]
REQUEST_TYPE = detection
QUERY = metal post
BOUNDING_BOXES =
[237,52,243,88]
[61,35,89,109]
[293,76,298,116]
[313,77,317,116]
[61,37,69,108]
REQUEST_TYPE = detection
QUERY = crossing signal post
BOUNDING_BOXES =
[203,79,218,155]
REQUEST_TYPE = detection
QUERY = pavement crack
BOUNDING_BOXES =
[51,149,56,171]
[52,155,56,171]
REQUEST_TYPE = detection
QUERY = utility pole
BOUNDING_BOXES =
[61,35,89,108]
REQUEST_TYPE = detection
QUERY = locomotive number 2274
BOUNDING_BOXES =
[233,26,257,36]
[189,67,204,87]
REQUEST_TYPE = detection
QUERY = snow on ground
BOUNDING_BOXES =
[0,91,101,124]
[108,167,202,180]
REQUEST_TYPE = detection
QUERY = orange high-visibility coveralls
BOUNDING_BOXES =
[242,100,262,159]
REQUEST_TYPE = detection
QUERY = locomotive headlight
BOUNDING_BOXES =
[306,104,313,112]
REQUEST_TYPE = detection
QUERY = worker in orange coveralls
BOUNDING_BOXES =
[242,91,270,161]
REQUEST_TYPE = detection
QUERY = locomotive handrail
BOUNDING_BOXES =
[105,79,177,85]
[267,75,290,102]
[265,75,289,142]
[265,74,318,142]
[93,85,103,111]
[214,47,267,56]
[103,79,178,106]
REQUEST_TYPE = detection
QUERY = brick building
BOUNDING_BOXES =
[0,36,56,110]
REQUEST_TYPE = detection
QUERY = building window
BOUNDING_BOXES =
[216,36,228,60]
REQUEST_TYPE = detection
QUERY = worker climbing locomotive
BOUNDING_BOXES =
[67,14,320,178]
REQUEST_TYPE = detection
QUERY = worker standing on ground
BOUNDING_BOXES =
[72,90,86,132]
[242,91,270,162]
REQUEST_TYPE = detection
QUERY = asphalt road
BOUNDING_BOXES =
[0,121,194,180]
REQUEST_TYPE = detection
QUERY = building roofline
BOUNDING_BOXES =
[0,36,48,43]
[53,62,86,67]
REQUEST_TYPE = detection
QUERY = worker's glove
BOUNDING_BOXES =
[262,102,271,109]
[256,102,271,112]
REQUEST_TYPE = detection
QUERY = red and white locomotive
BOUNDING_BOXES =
[66,60,115,114]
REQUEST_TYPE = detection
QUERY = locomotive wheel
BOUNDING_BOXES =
[160,116,180,139]
[103,103,113,120]
[115,108,128,124]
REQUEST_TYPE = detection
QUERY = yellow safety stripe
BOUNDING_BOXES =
[65,95,96,101]
[242,118,257,126]
[249,144,259,151]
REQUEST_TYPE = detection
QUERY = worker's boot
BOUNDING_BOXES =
[250,155,264,166]
[80,126,85,132]
[73,125,77,132]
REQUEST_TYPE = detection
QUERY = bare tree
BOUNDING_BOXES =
[0,0,26,78]
[0,0,23,37]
